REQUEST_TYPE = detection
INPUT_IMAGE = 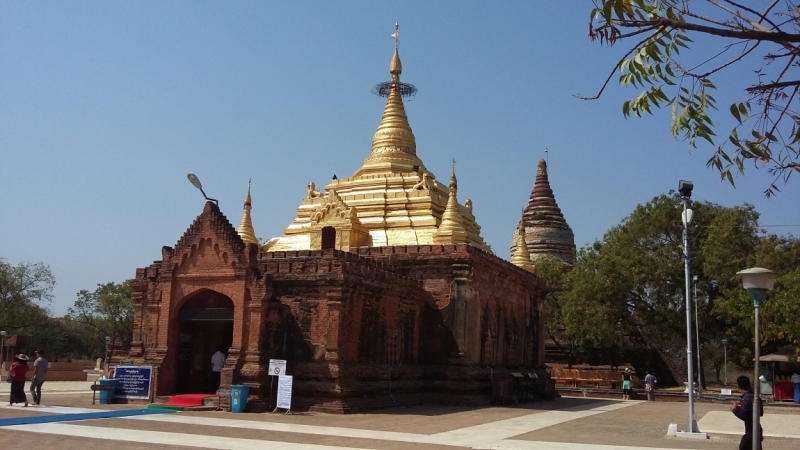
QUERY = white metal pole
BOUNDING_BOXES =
[683,198,697,432]
[694,279,702,391]
[753,305,761,450]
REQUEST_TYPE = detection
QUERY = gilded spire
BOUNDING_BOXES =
[511,220,536,272]
[434,163,468,244]
[237,180,259,245]
[390,23,402,76]
[354,23,422,177]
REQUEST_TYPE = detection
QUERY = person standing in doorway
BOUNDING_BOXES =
[8,354,29,407]
[731,375,762,450]
[644,369,657,401]
[791,371,800,403]
[621,368,632,400]
[30,349,48,405]
[210,346,226,393]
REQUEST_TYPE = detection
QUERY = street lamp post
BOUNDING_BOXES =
[693,275,703,391]
[104,336,111,377]
[721,338,728,387]
[0,331,6,368]
[678,180,703,436]
[736,267,776,450]
[187,173,218,205]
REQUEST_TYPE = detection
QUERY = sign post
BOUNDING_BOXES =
[273,375,293,415]
[267,359,286,403]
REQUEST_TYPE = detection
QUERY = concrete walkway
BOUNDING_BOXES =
[697,410,800,439]
[1,384,799,450]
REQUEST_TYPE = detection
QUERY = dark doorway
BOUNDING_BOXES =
[176,290,234,394]
[321,226,336,250]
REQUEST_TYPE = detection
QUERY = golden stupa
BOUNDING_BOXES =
[237,180,259,246]
[264,29,489,252]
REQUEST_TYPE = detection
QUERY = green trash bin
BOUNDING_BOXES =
[98,378,117,404]
[230,385,249,413]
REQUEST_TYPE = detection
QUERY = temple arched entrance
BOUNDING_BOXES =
[321,226,336,250]
[175,290,234,394]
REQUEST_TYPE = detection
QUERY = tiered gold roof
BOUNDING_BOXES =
[265,32,489,252]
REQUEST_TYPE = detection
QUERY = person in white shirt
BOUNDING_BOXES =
[210,346,226,393]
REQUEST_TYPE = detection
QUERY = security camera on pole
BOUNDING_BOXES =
[674,180,707,439]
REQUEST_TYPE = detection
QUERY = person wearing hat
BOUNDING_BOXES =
[621,368,633,400]
[7,354,30,407]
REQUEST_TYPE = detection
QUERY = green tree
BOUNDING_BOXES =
[67,281,134,357]
[0,259,55,332]
[583,0,800,195]
[558,193,796,383]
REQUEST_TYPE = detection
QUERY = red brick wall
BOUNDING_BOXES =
[129,204,548,411]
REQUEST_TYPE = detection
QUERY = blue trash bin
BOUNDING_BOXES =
[98,378,117,404]
[230,385,249,413]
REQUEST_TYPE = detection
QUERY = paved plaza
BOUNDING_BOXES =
[1,382,798,449]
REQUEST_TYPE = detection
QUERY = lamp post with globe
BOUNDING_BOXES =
[736,267,776,450]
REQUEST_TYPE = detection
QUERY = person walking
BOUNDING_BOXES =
[209,346,226,393]
[7,354,29,407]
[30,349,48,405]
[731,375,763,450]
[791,371,800,403]
[644,369,657,401]
[621,368,632,400]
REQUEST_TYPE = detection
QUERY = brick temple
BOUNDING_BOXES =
[127,32,550,412]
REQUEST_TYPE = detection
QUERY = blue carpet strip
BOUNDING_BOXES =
[0,408,173,427]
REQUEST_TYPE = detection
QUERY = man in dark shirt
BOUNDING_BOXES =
[730,375,763,450]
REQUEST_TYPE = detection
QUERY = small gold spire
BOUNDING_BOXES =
[390,23,402,77]
[511,220,535,272]
[434,165,468,245]
[237,180,259,245]
[449,159,457,191]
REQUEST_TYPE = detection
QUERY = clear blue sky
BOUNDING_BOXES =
[2,1,798,315]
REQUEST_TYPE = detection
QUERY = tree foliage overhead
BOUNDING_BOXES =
[583,0,800,195]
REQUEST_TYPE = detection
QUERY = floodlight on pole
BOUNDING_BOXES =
[736,267,776,450]
[187,173,218,205]
[676,180,706,438]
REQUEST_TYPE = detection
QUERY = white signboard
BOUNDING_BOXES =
[268,359,287,376]
[277,375,293,410]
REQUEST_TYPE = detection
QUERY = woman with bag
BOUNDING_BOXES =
[8,354,30,407]
[645,369,657,401]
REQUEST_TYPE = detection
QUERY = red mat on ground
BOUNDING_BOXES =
[165,393,215,407]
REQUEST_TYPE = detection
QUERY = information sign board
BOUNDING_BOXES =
[268,359,287,376]
[276,375,293,410]
[113,366,153,400]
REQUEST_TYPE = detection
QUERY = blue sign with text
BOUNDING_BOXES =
[112,366,152,400]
